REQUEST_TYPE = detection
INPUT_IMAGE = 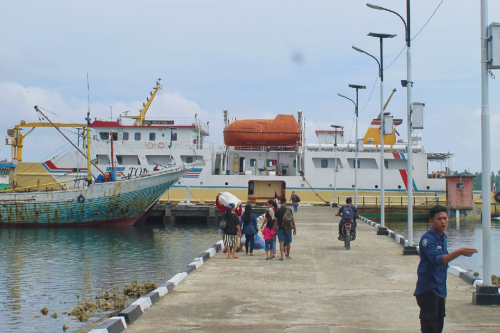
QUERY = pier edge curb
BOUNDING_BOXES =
[87,239,225,333]
[359,216,496,288]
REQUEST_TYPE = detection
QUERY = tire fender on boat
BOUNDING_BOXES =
[77,195,85,204]
[494,192,500,203]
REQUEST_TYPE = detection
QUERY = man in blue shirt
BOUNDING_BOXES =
[335,197,358,241]
[414,205,477,333]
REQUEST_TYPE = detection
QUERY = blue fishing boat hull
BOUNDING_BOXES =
[0,166,187,226]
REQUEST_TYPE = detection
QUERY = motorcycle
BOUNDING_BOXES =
[340,219,355,250]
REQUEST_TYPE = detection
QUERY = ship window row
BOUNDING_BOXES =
[248,159,296,168]
[99,131,177,142]
[316,158,408,170]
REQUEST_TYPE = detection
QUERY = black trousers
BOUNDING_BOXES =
[244,233,255,253]
[416,292,446,333]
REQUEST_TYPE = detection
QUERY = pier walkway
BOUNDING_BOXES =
[125,206,498,332]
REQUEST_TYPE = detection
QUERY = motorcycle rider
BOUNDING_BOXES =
[335,197,358,241]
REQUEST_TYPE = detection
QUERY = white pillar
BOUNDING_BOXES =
[380,79,385,226]
[407,45,414,246]
[480,0,492,285]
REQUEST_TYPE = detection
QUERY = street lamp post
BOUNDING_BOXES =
[331,124,343,207]
[353,32,395,227]
[367,1,417,252]
[338,85,366,207]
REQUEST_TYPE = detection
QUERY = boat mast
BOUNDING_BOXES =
[86,73,92,185]
[33,106,104,179]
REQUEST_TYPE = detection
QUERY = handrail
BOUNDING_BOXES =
[0,179,76,193]
[336,195,444,207]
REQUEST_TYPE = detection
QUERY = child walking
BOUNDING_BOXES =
[262,220,275,260]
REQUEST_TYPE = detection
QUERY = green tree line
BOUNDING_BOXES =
[452,170,500,191]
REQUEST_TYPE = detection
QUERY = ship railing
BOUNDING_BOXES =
[94,116,209,129]
[335,195,445,208]
[228,146,298,152]
[427,171,449,179]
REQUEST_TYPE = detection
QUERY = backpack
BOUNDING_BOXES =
[219,215,227,229]
[341,205,354,221]
[296,195,301,203]
[282,208,295,231]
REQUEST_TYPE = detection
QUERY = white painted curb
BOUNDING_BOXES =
[154,286,168,297]
[132,297,152,312]
[167,272,188,286]
[111,316,127,328]
[448,265,467,276]
[194,257,204,263]
[189,260,202,269]
[205,247,216,257]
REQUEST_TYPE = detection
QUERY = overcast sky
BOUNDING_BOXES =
[1,0,499,173]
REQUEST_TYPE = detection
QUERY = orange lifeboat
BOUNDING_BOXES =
[224,114,301,147]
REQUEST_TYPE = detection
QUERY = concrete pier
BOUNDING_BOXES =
[105,207,500,332]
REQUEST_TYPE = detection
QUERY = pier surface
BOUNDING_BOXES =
[125,206,498,332]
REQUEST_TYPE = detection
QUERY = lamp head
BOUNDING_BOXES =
[368,32,397,39]
[352,46,365,53]
[349,84,367,90]
[337,93,348,99]
[366,3,383,10]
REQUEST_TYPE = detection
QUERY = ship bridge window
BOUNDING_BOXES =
[171,132,177,141]
[116,155,140,165]
[111,133,118,141]
[122,132,129,141]
[146,155,172,165]
[149,133,156,141]
[250,159,257,167]
[347,158,378,169]
[135,133,141,141]
[99,132,109,140]
[96,154,111,165]
[267,159,277,167]
[180,155,205,165]
[385,159,406,170]
[312,158,342,169]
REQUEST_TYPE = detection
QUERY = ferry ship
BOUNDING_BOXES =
[5,80,452,205]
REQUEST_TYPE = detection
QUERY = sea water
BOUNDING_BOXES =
[385,219,500,278]
[0,222,220,332]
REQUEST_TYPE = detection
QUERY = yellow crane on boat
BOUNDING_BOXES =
[122,78,162,125]
[6,120,87,162]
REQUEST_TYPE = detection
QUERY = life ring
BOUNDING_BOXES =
[147,142,154,149]
[158,142,165,148]
[494,192,500,203]
[77,195,85,204]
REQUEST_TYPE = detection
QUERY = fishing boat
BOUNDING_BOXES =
[0,106,190,226]
[6,79,453,207]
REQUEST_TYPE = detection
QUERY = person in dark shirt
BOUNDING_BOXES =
[223,204,242,259]
[414,205,477,333]
[275,198,296,260]
[335,197,358,240]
